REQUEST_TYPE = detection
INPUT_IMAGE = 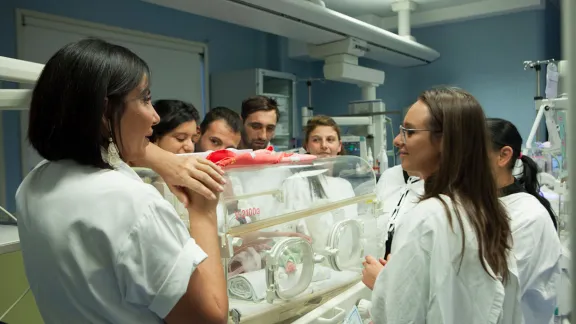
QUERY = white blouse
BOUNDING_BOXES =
[16,160,207,324]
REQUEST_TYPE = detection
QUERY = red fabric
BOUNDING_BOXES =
[205,149,316,168]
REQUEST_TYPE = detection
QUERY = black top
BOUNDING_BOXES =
[499,181,526,197]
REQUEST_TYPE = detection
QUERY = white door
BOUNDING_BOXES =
[16,10,207,177]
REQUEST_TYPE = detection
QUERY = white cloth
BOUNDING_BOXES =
[16,160,207,324]
[370,196,507,324]
[501,256,524,324]
[501,193,562,324]
[228,268,268,301]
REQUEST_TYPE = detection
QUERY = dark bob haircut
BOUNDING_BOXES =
[28,38,150,169]
[149,100,200,142]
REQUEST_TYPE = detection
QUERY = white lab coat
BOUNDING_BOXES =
[282,173,357,253]
[232,166,292,222]
[375,165,406,202]
[500,193,562,324]
[16,160,207,324]
[370,196,509,324]
[374,165,423,244]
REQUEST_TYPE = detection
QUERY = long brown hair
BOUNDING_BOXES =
[304,115,344,156]
[420,87,511,280]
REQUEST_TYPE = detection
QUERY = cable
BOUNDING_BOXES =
[0,205,17,223]
[0,205,29,322]
[0,287,30,321]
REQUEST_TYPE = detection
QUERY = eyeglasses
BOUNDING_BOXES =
[398,125,437,144]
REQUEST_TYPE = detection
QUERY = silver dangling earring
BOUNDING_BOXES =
[102,120,121,167]
[107,137,121,167]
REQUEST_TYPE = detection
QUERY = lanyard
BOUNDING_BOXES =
[385,176,420,258]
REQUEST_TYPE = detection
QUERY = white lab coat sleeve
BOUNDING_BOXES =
[370,223,433,324]
[513,210,561,324]
[114,198,208,319]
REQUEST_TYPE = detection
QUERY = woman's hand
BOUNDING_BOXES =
[362,255,386,290]
[135,144,226,205]
[159,155,226,205]
[185,187,220,218]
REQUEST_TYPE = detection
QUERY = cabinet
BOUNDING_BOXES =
[136,155,384,323]
[211,69,297,151]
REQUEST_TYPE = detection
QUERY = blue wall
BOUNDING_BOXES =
[0,0,313,211]
[312,8,560,143]
[308,8,560,170]
[0,1,560,211]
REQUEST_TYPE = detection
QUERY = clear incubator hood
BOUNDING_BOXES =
[134,155,383,323]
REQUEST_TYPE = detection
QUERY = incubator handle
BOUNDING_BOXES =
[313,254,326,264]
[316,306,346,323]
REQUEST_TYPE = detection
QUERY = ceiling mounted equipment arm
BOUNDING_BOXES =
[142,0,440,67]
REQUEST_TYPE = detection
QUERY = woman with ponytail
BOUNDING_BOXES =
[487,118,562,324]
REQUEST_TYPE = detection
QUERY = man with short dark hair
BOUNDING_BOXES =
[196,107,242,152]
[239,96,279,150]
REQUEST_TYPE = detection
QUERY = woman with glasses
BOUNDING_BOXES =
[361,87,516,323]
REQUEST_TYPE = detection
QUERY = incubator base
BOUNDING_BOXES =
[293,281,372,324]
[229,271,360,324]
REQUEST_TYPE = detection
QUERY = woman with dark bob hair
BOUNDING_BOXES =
[16,38,228,324]
[361,87,519,323]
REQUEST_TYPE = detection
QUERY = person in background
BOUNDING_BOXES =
[144,100,201,226]
[149,100,200,154]
[487,117,562,324]
[283,115,361,255]
[196,107,242,152]
[239,96,279,150]
[362,87,517,323]
[17,38,228,324]
[302,115,344,157]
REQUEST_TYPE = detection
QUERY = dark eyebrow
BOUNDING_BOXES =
[140,88,150,97]
[404,122,416,128]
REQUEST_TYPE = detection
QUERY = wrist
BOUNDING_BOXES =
[187,207,218,221]
[134,144,168,169]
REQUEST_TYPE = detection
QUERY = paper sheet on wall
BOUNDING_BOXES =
[546,63,559,99]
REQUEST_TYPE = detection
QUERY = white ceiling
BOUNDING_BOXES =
[322,0,545,29]
[323,0,485,17]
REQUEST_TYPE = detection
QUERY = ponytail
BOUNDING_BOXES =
[487,117,558,230]
[519,155,558,229]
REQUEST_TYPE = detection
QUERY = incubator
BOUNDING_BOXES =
[135,155,382,323]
